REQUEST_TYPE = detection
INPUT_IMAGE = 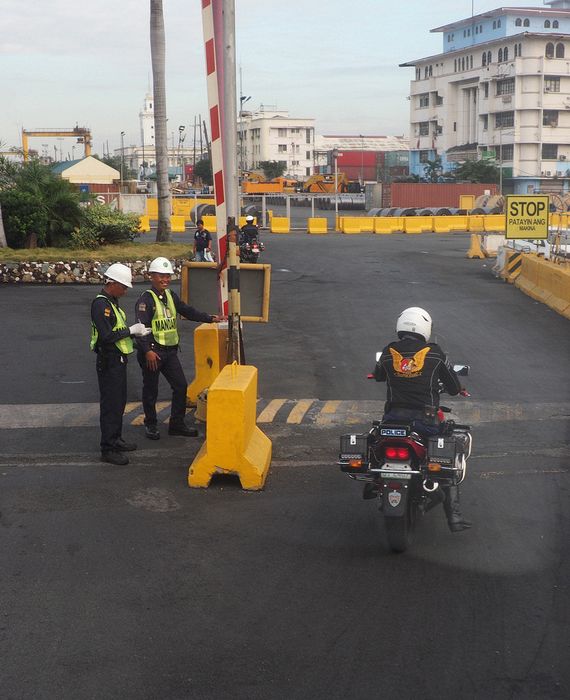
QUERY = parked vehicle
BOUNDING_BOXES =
[338,357,471,553]
[239,237,264,263]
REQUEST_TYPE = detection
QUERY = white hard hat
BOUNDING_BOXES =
[396,307,432,343]
[104,263,132,288]
[245,215,255,222]
[149,257,174,274]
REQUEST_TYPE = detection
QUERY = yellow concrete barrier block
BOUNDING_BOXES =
[187,323,228,405]
[468,215,485,232]
[188,364,272,491]
[358,217,375,232]
[307,217,328,234]
[550,213,561,228]
[270,216,290,233]
[433,215,469,233]
[515,254,541,299]
[172,199,194,217]
[467,234,485,259]
[202,215,217,233]
[483,214,506,232]
[342,217,362,234]
[547,264,570,315]
[138,215,151,233]
[170,215,186,233]
[145,198,158,217]
[374,217,404,234]
[239,216,257,227]
[404,216,433,234]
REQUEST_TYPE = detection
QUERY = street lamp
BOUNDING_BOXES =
[239,95,251,172]
[120,131,125,191]
[178,125,186,182]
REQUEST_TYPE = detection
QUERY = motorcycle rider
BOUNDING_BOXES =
[239,215,259,246]
[371,307,472,533]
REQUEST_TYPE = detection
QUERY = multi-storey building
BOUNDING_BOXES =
[401,0,570,193]
[238,105,315,179]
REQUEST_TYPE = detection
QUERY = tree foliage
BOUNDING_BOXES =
[451,159,500,183]
[259,160,287,180]
[423,158,443,183]
[70,204,141,249]
[194,157,213,185]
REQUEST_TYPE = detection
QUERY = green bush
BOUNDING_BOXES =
[72,204,141,248]
[0,189,49,248]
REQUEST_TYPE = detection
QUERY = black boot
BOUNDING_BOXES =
[443,485,472,532]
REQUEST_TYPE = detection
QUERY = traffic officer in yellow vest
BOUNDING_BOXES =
[135,257,222,439]
[91,263,151,465]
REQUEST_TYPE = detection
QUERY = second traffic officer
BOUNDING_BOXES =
[135,256,222,440]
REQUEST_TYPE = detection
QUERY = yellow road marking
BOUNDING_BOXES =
[257,399,287,423]
[287,399,314,424]
[131,401,170,425]
[322,400,341,414]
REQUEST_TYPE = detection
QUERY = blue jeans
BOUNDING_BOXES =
[195,250,207,262]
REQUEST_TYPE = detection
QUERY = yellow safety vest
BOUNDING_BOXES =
[90,295,134,355]
[148,289,179,346]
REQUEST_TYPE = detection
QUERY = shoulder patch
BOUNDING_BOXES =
[138,303,146,312]
[104,308,111,317]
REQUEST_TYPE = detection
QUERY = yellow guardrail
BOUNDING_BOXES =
[202,215,217,232]
[270,216,290,233]
[170,215,186,233]
[483,214,506,232]
[341,217,362,234]
[515,254,570,319]
[374,217,404,234]
[138,215,151,233]
[433,215,469,233]
[404,216,433,234]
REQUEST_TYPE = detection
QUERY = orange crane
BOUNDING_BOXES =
[22,126,92,161]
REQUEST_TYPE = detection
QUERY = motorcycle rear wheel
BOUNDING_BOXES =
[384,504,415,553]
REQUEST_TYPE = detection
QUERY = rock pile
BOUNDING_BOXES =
[0,259,187,284]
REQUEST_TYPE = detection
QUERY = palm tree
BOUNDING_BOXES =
[150,0,171,242]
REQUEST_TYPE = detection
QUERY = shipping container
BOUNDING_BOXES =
[390,183,497,208]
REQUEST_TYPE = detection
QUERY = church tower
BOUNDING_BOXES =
[139,93,155,147]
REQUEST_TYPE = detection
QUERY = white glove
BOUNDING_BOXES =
[129,323,152,337]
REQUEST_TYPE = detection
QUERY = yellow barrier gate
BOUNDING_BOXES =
[186,323,228,405]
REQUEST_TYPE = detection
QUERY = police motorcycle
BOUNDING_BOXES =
[338,354,472,553]
[239,236,264,263]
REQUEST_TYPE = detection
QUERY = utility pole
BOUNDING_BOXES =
[120,131,125,191]
[193,115,197,178]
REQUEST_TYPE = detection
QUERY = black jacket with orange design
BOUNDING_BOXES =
[374,334,461,411]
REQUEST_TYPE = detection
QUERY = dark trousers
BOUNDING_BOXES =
[383,407,441,440]
[138,347,188,426]
[97,353,127,452]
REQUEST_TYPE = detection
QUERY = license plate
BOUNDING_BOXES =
[382,463,412,480]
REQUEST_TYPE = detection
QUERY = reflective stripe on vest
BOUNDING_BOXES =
[90,295,134,355]
[148,289,179,346]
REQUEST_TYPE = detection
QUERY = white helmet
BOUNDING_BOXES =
[104,263,132,288]
[245,215,255,223]
[396,307,432,342]
[149,257,174,274]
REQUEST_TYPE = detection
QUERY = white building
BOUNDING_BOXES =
[400,0,570,193]
[238,105,315,179]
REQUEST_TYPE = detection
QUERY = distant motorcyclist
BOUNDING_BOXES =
[240,215,259,245]
[373,307,471,532]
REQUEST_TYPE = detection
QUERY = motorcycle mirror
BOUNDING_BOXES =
[453,364,469,376]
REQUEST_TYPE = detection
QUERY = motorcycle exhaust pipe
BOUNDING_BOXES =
[423,479,439,493]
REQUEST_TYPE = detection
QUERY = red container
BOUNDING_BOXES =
[390,183,497,208]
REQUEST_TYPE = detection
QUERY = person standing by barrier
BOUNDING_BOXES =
[91,263,151,465]
[135,257,223,440]
[193,219,213,262]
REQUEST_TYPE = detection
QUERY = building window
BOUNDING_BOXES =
[482,52,487,66]
[542,144,558,159]
[495,111,514,128]
[454,59,457,72]
[553,20,559,29]
[278,160,286,168]
[493,20,496,29]
[498,48,503,62]
[278,144,287,153]
[487,50,492,64]
[419,93,429,108]
[290,128,300,134]
[500,144,514,160]
[556,43,565,58]
[546,42,555,58]
[498,19,501,27]
[482,82,489,98]
[518,43,522,56]
[419,122,429,136]
[436,94,444,105]
[497,78,515,95]
[419,151,429,163]
[277,128,287,137]
[470,55,473,68]
[544,20,551,28]
[523,19,529,27]
[429,65,433,77]
[504,47,509,61]
[515,44,518,58]
[475,26,479,34]
[462,57,465,71]
[543,110,559,126]
[544,76,560,92]
[482,114,488,130]
[306,128,312,143]
[416,67,420,80]
[515,18,522,27]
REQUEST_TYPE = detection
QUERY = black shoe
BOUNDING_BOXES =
[101,450,129,466]
[168,423,199,437]
[363,482,379,500]
[448,519,472,533]
[443,485,472,533]
[114,438,137,452]
[145,425,160,440]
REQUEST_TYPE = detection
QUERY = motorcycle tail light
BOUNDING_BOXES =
[428,462,442,472]
[385,446,409,460]
[349,458,363,468]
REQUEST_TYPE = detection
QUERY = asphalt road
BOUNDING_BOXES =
[1,232,569,699]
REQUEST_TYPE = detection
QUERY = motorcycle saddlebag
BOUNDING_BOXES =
[427,435,459,483]
[339,433,369,473]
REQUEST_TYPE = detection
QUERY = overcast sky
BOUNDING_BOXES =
[1,0,543,155]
